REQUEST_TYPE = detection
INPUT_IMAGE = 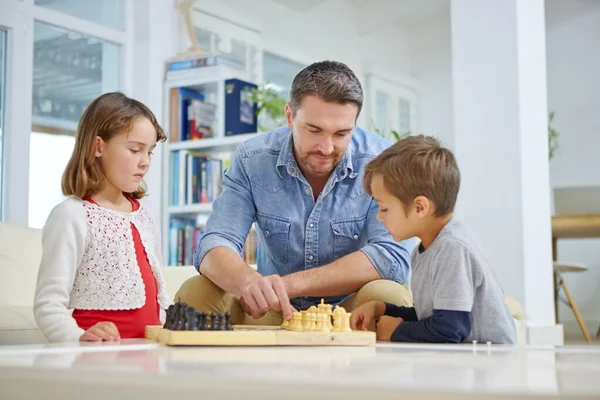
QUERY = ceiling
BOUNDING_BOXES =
[271,0,448,35]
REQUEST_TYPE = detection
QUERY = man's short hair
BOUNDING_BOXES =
[290,60,363,117]
[364,135,461,217]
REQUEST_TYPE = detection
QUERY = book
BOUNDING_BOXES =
[224,78,258,136]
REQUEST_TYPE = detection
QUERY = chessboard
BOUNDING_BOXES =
[146,300,375,347]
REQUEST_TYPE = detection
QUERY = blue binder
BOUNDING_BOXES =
[224,78,258,136]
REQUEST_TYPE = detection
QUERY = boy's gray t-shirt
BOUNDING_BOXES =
[410,219,516,344]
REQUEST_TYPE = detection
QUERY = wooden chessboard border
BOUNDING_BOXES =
[145,325,376,347]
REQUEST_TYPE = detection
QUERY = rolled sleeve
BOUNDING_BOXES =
[193,144,257,272]
[360,199,416,282]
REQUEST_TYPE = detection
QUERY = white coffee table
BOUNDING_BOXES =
[1,340,599,399]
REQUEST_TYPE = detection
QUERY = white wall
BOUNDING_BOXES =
[545,0,600,333]
[408,9,453,149]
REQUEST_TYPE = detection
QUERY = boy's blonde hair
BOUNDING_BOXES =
[364,135,460,217]
[62,92,166,200]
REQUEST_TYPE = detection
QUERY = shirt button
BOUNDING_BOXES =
[265,231,270,237]
[309,223,314,228]
[308,255,314,261]
[353,234,359,240]
[305,188,310,195]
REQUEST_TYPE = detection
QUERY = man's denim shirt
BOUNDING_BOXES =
[194,126,416,310]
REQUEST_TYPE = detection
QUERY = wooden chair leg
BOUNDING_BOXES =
[554,270,559,324]
[559,276,592,342]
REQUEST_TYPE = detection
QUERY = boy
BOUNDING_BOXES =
[351,135,516,344]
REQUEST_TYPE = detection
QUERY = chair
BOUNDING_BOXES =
[553,261,591,342]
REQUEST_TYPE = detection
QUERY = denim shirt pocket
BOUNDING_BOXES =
[331,214,368,260]
[256,212,292,264]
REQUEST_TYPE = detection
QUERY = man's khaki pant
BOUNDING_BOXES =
[175,275,413,327]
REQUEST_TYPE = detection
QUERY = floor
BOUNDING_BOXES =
[1,339,600,399]
[564,331,600,346]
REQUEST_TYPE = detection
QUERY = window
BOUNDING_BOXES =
[191,10,262,83]
[366,74,418,141]
[262,51,305,102]
[28,22,122,228]
[0,30,6,219]
[258,52,305,132]
[34,0,125,31]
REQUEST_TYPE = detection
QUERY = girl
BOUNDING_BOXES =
[34,92,172,343]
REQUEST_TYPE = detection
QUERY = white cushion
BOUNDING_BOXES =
[0,222,43,306]
[0,305,47,345]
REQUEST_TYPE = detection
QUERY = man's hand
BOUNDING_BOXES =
[80,322,120,342]
[350,300,385,331]
[376,316,403,341]
[240,274,294,321]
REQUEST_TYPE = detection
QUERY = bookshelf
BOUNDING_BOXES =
[161,64,260,267]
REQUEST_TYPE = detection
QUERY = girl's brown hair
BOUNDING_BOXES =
[364,135,461,217]
[61,92,166,200]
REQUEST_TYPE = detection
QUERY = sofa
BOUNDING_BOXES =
[0,221,530,346]
[0,221,199,345]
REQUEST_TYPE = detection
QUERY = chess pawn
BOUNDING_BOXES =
[331,306,346,332]
[210,312,218,330]
[306,312,317,332]
[198,312,207,330]
[288,311,304,332]
[218,313,226,330]
[186,308,199,330]
[224,312,233,331]
[280,319,289,329]
[316,313,330,332]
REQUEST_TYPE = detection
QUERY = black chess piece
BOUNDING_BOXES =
[218,313,226,330]
[164,305,175,329]
[175,306,187,331]
[224,312,233,331]
[210,312,217,330]
[186,308,198,331]
[198,312,207,331]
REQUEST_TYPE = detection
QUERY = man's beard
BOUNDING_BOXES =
[299,151,343,175]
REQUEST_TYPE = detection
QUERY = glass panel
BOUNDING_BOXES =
[28,133,75,229]
[259,52,305,132]
[194,27,212,51]
[29,22,122,228]
[0,30,6,220]
[34,0,125,31]
[262,51,305,101]
[375,90,389,139]
[398,97,411,135]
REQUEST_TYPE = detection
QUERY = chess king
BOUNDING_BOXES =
[175,60,416,327]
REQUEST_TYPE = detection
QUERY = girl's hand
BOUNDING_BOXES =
[80,322,121,342]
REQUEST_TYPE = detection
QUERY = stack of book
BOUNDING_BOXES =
[165,52,245,81]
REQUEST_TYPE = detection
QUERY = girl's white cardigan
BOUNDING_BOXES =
[33,196,172,343]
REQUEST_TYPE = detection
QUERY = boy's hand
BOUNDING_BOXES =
[80,322,120,342]
[376,316,404,341]
[350,300,385,331]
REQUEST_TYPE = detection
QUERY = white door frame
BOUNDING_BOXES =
[0,5,34,224]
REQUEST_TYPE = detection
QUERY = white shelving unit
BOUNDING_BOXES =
[161,65,259,266]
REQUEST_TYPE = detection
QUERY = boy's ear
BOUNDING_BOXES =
[285,102,293,128]
[95,136,104,158]
[413,195,431,217]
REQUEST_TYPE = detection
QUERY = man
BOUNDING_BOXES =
[176,60,416,325]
